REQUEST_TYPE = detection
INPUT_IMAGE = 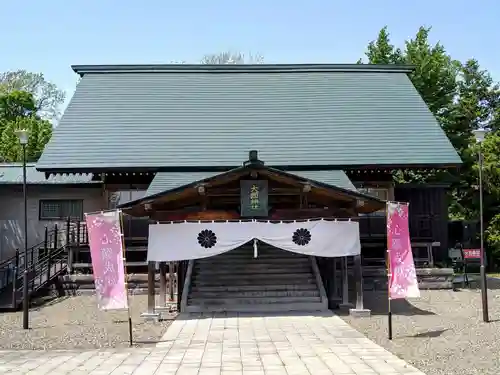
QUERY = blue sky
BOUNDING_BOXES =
[2,0,499,110]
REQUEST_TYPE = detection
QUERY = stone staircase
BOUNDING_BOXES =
[183,243,328,313]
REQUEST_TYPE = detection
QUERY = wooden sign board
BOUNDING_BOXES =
[240,180,269,217]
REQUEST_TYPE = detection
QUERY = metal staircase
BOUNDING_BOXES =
[0,220,88,312]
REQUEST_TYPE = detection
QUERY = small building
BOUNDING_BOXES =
[0,163,103,261]
[35,64,462,313]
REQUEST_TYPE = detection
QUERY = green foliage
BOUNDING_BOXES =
[486,214,500,258]
[0,116,52,162]
[361,26,500,265]
[0,87,55,162]
[0,70,65,120]
[480,133,500,199]
[0,69,65,162]
[0,91,37,121]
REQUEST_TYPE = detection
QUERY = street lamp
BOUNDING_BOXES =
[472,127,489,323]
[15,129,29,329]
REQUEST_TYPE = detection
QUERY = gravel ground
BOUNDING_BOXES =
[340,278,500,375]
[0,294,177,350]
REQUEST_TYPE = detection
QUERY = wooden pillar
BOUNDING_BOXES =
[159,262,167,307]
[327,258,336,309]
[349,254,370,317]
[177,261,185,312]
[140,261,160,320]
[169,262,175,301]
[340,256,352,308]
[354,254,364,309]
[332,258,339,303]
[147,261,156,314]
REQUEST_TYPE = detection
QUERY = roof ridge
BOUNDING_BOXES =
[72,63,415,76]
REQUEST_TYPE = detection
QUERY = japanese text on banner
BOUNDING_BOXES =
[85,211,128,310]
[387,202,420,299]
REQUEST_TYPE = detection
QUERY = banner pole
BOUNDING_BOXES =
[119,210,133,347]
[386,202,393,340]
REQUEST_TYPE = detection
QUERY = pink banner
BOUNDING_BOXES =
[387,202,420,299]
[85,210,128,310]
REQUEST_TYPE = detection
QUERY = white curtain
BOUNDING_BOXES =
[147,219,360,261]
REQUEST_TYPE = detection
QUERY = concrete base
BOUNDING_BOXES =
[155,305,177,313]
[339,302,354,309]
[349,308,371,318]
[140,312,161,322]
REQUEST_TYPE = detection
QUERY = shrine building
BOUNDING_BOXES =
[36,64,461,315]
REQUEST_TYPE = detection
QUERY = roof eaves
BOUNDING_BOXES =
[117,166,246,209]
[118,164,384,210]
[71,63,416,76]
[265,167,385,204]
[35,161,461,175]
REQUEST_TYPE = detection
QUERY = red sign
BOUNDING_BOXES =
[463,249,481,259]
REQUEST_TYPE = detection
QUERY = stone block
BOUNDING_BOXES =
[141,312,161,322]
[349,308,371,318]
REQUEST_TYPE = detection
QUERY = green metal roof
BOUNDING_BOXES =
[0,163,98,185]
[146,170,357,197]
[37,64,461,172]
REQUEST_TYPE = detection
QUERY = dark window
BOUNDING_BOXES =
[39,199,84,220]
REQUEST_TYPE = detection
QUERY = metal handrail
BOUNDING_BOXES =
[0,219,88,307]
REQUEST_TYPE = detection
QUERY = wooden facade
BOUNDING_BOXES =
[112,169,449,265]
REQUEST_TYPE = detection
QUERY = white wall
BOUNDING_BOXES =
[0,185,105,262]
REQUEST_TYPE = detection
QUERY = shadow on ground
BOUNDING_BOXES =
[335,290,435,317]
[30,295,70,310]
[403,328,449,338]
[454,275,500,290]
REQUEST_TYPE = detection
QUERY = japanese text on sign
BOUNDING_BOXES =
[463,249,481,259]
[250,184,260,209]
[85,211,128,310]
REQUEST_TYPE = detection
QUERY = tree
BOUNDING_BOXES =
[200,51,264,64]
[0,90,37,122]
[360,26,500,267]
[0,89,54,162]
[0,116,52,162]
[447,61,500,218]
[360,27,462,187]
[357,26,403,65]
[0,70,65,120]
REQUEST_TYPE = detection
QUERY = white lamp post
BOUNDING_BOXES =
[472,127,489,323]
[15,129,29,329]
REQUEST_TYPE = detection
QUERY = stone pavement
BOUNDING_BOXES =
[0,311,425,375]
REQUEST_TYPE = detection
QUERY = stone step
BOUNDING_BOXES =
[184,301,327,313]
[197,258,309,265]
[198,263,310,269]
[188,296,322,305]
[195,269,311,276]
[191,284,318,293]
[191,278,317,287]
[193,272,313,281]
[189,290,320,298]
[195,268,312,276]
